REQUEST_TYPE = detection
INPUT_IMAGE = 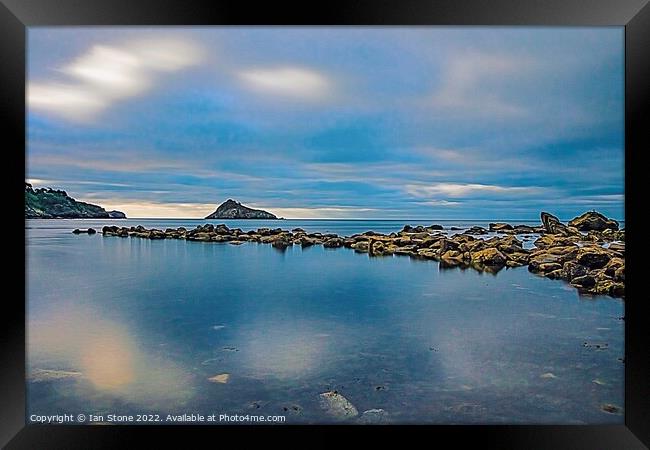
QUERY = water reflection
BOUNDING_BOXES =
[27,219,625,424]
[237,319,342,380]
[29,304,192,408]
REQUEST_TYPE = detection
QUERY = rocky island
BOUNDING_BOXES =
[91,210,625,299]
[25,183,126,219]
[205,199,278,220]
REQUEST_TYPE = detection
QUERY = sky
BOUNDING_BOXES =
[26,27,624,220]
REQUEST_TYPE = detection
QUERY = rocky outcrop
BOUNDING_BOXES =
[25,183,126,219]
[108,210,127,219]
[568,211,619,231]
[97,209,624,299]
[205,199,277,220]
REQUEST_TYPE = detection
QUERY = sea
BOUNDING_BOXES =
[26,218,625,424]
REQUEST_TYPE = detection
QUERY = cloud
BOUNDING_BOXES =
[28,37,204,122]
[238,67,332,100]
[256,206,378,219]
[26,178,131,188]
[417,200,462,207]
[76,197,215,218]
[406,183,543,199]
[431,52,532,118]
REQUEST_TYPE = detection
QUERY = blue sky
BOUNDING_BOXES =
[27,27,624,220]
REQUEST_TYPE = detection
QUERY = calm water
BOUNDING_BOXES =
[26,219,624,424]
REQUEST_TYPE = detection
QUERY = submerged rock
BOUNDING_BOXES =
[358,408,389,424]
[208,373,230,384]
[601,403,621,414]
[318,391,358,420]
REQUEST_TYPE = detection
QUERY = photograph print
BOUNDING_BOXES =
[26,26,625,425]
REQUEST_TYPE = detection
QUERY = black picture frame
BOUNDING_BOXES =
[2,0,648,448]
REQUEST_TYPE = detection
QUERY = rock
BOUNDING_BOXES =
[208,373,230,384]
[271,238,292,250]
[601,404,621,414]
[464,226,488,235]
[512,225,536,234]
[440,250,465,267]
[205,199,277,219]
[352,241,370,253]
[102,225,119,235]
[323,237,344,248]
[107,210,127,218]
[470,248,507,266]
[72,229,82,234]
[428,224,444,230]
[540,212,570,235]
[369,239,386,256]
[576,247,611,269]
[299,236,318,247]
[87,228,97,234]
[569,211,619,231]
[604,257,624,277]
[614,266,625,282]
[358,409,389,424]
[607,242,625,255]
[563,261,589,281]
[489,222,514,232]
[318,391,358,420]
[537,262,563,273]
[571,274,596,288]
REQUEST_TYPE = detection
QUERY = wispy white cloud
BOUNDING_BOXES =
[238,67,332,100]
[26,178,131,188]
[417,200,462,207]
[28,37,204,122]
[406,183,544,199]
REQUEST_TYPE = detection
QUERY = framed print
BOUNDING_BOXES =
[2,0,649,448]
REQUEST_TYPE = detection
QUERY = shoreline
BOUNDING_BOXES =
[80,210,625,299]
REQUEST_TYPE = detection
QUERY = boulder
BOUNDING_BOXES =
[464,226,488,235]
[489,222,514,232]
[571,274,596,288]
[568,211,619,232]
[512,225,536,234]
[323,237,344,248]
[470,248,507,266]
[563,261,589,281]
[576,247,611,269]
[358,409,389,424]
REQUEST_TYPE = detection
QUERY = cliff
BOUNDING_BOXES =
[25,183,126,219]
